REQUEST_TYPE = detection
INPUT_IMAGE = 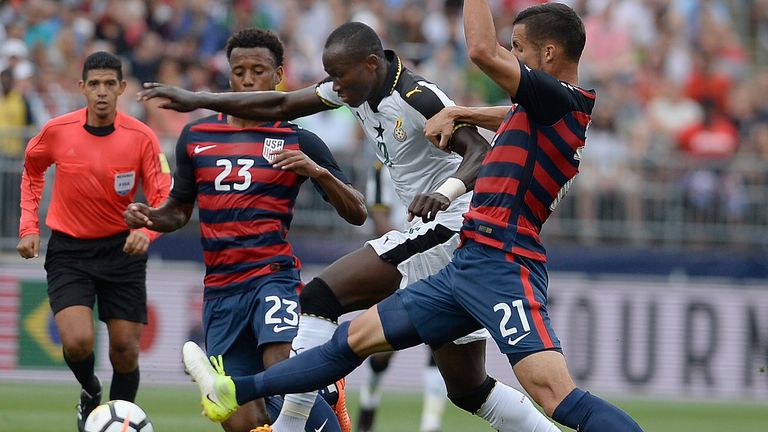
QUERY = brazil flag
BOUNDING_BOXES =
[18,280,83,368]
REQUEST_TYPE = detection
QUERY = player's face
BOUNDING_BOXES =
[322,48,377,107]
[79,69,126,126]
[511,23,544,70]
[228,47,283,92]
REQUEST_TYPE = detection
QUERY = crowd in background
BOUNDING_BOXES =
[1,0,768,249]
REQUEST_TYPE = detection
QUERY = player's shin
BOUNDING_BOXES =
[232,322,363,404]
[552,388,643,432]
[272,316,339,431]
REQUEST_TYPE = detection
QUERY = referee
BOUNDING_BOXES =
[17,51,171,432]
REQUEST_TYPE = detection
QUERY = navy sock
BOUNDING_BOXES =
[552,388,643,431]
[232,321,363,405]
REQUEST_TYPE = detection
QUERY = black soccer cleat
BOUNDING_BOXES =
[76,376,102,432]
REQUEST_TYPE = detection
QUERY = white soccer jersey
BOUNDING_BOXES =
[316,50,470,228]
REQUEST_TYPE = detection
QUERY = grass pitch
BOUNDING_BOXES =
[1,381,766,431]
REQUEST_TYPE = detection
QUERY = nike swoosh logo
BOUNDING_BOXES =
[406,86,422,98]
[194,144,216,154]
[315,418,328,432]
[273,325,296,333]
[206,393,222,407]
[508,332,530,346]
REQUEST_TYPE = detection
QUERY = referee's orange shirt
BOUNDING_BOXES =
[19,108,171,240]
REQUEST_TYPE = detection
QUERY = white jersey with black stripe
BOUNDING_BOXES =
[316,50,471,230]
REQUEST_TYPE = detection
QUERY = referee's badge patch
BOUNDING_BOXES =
[393,117,406,142]
[263,138,284,162]
[114,171,136,196]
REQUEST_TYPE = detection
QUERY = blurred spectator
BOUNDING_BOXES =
[0,68,33,157]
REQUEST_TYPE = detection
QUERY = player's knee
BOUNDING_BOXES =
[369,353,392,373]
[299,277,343,321]
[448,375,496,414]
[108,340,139,370]
[61,333,94,359]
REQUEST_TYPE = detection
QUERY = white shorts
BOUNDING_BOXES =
[366,215,490,345]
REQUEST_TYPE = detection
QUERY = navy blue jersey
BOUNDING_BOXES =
[171,114,350,294]
[461,61,596,261]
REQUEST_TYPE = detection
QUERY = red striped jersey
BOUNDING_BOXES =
[461,62,596,261]
[170,114,351,297]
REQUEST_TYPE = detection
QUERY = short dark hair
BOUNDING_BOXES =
[324,22,385,61]
[82,51,123,81]
[225,28,284,67]
[513,3,586,62]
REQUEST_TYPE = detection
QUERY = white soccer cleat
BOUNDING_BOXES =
[182,341,238,422]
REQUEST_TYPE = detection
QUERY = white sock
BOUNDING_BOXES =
[420,365,447,432]
[271,315,338,432]
[360,360,385,410]
[477,382,560,432]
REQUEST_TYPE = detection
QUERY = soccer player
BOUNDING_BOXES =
[179,3,647,432]
[139,21,560,432]
[17,51,172,432]
[358,163,447,432]
[124,28,366,432]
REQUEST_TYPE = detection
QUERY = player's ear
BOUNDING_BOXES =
[273,65,284,87]
[544,43,556,63]
[118,79,128,95]
[364,54,379,72]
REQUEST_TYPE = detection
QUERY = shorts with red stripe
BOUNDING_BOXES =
[397,239,561,365]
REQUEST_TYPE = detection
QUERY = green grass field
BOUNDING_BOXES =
[1,381,766,431]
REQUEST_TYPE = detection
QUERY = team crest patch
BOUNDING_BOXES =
[393,117,406,142]
[263,138,285,162]
[114,171,135,196]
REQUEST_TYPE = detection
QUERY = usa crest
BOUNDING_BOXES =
[263,138,285,162]
[114,171,135,196]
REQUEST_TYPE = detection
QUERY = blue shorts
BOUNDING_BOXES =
[398,240,561,365]
[203,270,302,376]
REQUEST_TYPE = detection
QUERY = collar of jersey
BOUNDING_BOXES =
[368,50,403,112]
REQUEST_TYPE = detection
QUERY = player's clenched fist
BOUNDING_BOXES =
[124,203,153,228]
[408,193,450,223]
[17,234,40,259]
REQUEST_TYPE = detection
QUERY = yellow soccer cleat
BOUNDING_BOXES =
[250,425,273,432]
[182,341,238,423]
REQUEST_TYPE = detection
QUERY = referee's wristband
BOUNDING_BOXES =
[434,177,467,202]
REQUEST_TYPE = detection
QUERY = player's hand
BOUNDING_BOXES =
[124,203,153,228]
[123,230,150,255]
[137,83,200,112]
[17,234,40,259]
[270,149,328,178]
[408,193,450,223]
[425,107,458,150]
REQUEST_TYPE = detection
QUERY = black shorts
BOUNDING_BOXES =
[44,230,148,324]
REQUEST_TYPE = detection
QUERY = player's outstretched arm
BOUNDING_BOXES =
[138,83,330,121]
[408,126,489,222]
[425,105,511,148]
[124,199,194,233]
[270,149,367,225]
[464,0,522,96]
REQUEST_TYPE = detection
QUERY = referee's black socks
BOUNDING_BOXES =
[110,367,140,402]
[63,350,99,395]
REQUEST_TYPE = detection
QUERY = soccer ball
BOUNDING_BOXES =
[84,400,154,432]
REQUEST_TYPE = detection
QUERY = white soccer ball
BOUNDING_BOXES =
[84,400,154,432]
